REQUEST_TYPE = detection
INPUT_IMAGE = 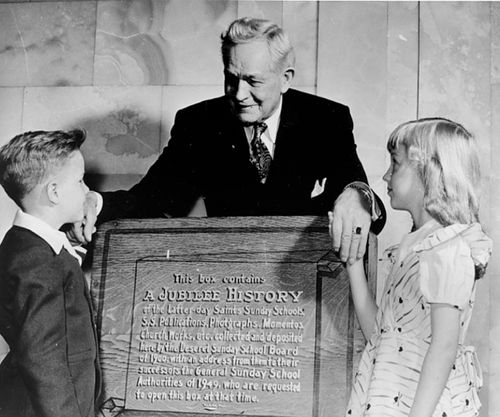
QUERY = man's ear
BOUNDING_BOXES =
[46,181,59,205]
[281,66,295,93]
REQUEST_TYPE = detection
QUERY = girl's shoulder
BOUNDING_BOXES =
[414,223,492,270]
[413,223,492,308]
[415,223,489,252]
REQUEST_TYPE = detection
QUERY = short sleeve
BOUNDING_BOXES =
[418,235,475,310]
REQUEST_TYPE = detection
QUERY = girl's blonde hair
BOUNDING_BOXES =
[387,118,481,226]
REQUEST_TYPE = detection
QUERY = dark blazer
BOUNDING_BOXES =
[101,89,385,231]
[0,227,99,417]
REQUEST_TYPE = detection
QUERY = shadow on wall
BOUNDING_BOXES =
[73,112,164,194]
[74,112,207,219]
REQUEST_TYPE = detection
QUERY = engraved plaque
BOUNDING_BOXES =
[91,217,374,417]
[125,260,316,415]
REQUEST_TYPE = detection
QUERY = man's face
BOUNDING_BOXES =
[224,40,293,125]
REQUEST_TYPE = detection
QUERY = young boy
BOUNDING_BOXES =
[0,130,99,417]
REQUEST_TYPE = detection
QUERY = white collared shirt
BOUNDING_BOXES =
[244,97,282,158]
[13,210,86,265]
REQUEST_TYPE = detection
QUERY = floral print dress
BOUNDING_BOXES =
[346,220,492,417]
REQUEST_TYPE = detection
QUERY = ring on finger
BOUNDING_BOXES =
[354,226,362,235]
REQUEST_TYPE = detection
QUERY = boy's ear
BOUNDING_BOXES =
[46,181,59,205]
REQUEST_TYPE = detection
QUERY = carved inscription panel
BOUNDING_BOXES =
[91,217,364,417]
[125,261,317,416]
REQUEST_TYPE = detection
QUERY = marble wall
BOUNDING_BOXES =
[0,1,499,415]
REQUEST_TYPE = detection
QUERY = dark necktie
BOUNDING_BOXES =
[250,122,271,183]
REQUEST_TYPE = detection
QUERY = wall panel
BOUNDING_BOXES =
[0,2,96,86]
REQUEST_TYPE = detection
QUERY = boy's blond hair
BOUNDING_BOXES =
[0,129,86,207]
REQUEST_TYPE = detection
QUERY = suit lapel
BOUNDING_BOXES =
[213,93,306,184]
[217,99,249,156]
[272,92,303,178]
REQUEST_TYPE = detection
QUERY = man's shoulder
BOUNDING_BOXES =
[171,96,232,131]
[282,89,352,127]
[178,95,228,117]
[284,89,349,112]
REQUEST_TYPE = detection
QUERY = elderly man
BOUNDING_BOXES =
[75,17,385,263]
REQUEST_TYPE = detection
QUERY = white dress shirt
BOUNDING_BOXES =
[13,210,85,265]
[244,97,282,158]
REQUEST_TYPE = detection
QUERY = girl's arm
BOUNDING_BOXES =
[409,304,460,417]
[346,258,377,339]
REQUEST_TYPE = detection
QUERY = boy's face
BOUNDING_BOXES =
[54,151,89,224]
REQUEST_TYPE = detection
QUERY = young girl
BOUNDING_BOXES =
[345,118,492,417]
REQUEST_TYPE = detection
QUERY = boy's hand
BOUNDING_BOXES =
[329,188,371,264]
[66,192,99,245]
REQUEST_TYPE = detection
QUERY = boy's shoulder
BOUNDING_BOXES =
[1,225,50,247]
[0,226,57,270]
[0,226,80,293]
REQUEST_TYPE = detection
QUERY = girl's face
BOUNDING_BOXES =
[383,144,425,219]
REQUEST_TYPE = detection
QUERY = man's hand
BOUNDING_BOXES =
[66,191,99,245]
[329,187,371,264]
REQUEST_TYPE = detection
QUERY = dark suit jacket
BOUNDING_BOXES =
[101,89,385,232]
[0,227,99,417]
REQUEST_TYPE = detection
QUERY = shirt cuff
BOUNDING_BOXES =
[92,191,103,215]
[343,181,382,222]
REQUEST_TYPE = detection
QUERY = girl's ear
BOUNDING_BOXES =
[46,181,59,205]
